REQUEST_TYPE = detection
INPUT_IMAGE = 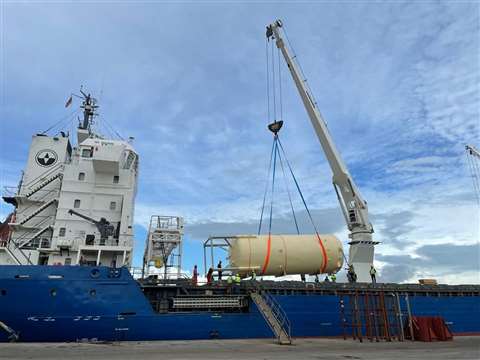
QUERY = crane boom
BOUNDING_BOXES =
[68,209,115,241]
[267,20,376,282]
[465,145,480,204]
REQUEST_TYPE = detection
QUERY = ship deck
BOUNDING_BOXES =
[139,278,480,296]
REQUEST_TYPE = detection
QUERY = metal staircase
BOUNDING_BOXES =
[14,198,57,226]
[24,173,63,198]
[3,245,21,265]
[3,241,33,265]
[15,225,52,249]
[3,167,62,265]
[250,290,292,345]
[0,320,19,342]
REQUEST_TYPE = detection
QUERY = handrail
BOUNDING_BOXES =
[12,215,53,247]
[262,290,291,340]
[2,187,18,197]
[136,268,192,281]
[253,281,292,341]
[23,163,63,189]
[6,241,33,265]
[14,188,59,218]
[3,245,21,265]
[0,320,19,342]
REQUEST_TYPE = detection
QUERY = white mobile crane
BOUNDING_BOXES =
[465,145,480,204]
[266,20,377,282]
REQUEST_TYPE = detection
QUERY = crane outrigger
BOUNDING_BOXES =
[266,20,377,282]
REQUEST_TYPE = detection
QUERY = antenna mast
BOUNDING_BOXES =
[79,89,98,132]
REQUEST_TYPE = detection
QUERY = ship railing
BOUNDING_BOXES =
[135,268,192,281]
[83,238,127,247]
[11,215,53,248]
[2,186,18,197]
[5,239,34,265]
[14,189,59,221]
[22,163,64,189]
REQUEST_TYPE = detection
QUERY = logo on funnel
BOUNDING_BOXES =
[35,149,58,167]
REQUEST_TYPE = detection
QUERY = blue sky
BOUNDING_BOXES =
[1,1,479,283]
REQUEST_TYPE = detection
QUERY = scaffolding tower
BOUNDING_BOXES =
[143,215,183,280]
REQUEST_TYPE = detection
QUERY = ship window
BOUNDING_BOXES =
[86,234,95,245]
[0,290,6,296]
[113,175,119,184]
[124,151,136,169]
[89,289,96,297]
[81,148,92,158]
[74,199,81,208]
[110,201,116,210]
[59,227,66,237]
[50,289,57,297]
[78,172,85,181]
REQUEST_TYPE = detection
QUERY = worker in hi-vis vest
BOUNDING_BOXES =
[226,275,233,294]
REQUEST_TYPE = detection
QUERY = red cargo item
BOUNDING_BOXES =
[410,316,453,342]
[431,317,453,341]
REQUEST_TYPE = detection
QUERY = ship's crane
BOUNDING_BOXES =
[68,209,115,243]
[266,20,376,282]
[465,145,480,204]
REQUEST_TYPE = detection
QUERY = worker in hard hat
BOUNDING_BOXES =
[206,267,214,285]
[217,260,223,281]
[331,273,337,283]
[249,269,257,286]
[192,265,198,286]
[370,265,377,285]
[347,264,357,283]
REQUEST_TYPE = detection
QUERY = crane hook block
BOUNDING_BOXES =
[266,25,273,39]
[268,120,283,134]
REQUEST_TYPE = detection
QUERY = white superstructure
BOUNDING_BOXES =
[1,92,138,267]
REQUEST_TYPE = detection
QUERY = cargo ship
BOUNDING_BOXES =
[0,265,478,343]
[1,20,479,343]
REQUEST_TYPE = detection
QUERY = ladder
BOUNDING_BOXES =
[250,291,292,345]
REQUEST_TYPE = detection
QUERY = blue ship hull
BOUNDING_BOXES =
[1,266,479,342]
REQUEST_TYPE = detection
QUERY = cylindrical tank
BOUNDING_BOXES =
[229,234,343,277]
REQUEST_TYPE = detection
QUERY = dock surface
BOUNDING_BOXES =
[0,337,478,360]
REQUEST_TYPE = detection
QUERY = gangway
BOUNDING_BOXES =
[250,285,292,345]
[0,320,19,342]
